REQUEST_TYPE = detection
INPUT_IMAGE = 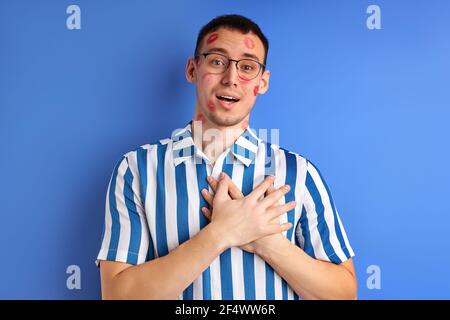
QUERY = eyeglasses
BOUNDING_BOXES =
[195,52,265,80]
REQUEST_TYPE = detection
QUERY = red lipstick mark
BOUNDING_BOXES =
[196,113,205,122]
[202,73,213,81]
[244,37,255,49]
[206,33,219,44]
[238,75,251,83]
[207,101,215,112]
[253,85,259,96]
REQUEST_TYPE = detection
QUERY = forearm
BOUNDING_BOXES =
[255,236,357,300]
[107,222,227,299]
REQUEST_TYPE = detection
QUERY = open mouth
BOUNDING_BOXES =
[216,95,240,104]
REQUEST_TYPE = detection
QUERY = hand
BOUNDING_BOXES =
[201,172,296,252]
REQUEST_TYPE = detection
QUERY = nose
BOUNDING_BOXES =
[220,61,240,87]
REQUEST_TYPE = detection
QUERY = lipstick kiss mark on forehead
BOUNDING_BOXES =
[206,33,219,44]
[253,85,259,96]
[244,37,255,49]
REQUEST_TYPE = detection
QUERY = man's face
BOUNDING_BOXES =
[186,28,270,127]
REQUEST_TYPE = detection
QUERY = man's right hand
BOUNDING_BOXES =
[202,172,296,249]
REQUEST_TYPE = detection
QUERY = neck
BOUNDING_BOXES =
[191,109,249,165]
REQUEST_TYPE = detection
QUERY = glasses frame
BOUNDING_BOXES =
[195,52,266,80]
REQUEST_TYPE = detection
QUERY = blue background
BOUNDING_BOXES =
[1,0,449,299]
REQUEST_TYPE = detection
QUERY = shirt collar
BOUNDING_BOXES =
[171,121,261,167]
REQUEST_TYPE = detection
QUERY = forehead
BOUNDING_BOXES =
[200,28,265,63]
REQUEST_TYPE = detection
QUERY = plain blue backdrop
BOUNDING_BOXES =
[1,0,449,299]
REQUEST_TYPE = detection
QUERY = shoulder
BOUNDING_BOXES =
[110,136,171,174]
[263,142,330,186]
[262,141,310,171]
[121,138,170,162]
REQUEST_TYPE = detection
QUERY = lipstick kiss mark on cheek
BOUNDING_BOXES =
[201,73,214,85]
[238,76,251,84]
[202,73,210,80]
[206,33,219,44]
[207,101,215,112]
[244,37,255,49]
[253,85,259,96]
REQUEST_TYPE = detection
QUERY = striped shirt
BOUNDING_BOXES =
[96,121,355,300]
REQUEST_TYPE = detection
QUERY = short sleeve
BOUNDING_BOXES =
[295,160,355,264]
[95,152,152,267]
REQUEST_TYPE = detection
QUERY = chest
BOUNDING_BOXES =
[144,154,301,257]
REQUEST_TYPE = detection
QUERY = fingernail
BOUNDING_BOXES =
[284,185,290,191]
[219,172,224,180]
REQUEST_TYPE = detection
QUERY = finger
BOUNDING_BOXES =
[222,173,244,199]
[214,172,231,203]
[201,188,214,207]
[201,207,212,221]
[266,201,297,221]
[260,184,290,208]
[265,184,276,196]
[266,222,293,235]
[209,173,244,200]
[264,185,277,208]
[247,175,275,201]
[206,176,219,193]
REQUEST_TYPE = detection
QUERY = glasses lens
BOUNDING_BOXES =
[237,59,260,80]
[204,53,228,73]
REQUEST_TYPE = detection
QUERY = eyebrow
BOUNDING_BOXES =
[206,47,262,63]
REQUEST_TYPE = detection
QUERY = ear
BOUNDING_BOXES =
[185,57,197,83]
[257,69,270,94]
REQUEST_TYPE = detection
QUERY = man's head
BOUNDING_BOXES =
[186,14,271,128]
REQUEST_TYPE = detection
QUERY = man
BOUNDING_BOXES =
[96,14,357,300]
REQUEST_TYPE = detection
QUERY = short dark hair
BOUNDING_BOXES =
[195,14,269,65]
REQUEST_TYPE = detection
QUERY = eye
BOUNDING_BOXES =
[239,63,256,73]
[211,58,225,66]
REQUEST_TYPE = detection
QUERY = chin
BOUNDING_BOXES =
[208,113,246,128]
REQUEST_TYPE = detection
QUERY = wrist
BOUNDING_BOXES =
[253,241,265,257]
[205,221,232,252]
[254,234,286,258]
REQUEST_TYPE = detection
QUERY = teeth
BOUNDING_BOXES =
[218,95,239,101]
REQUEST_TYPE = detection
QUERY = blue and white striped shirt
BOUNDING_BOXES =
[96,122,355,300]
